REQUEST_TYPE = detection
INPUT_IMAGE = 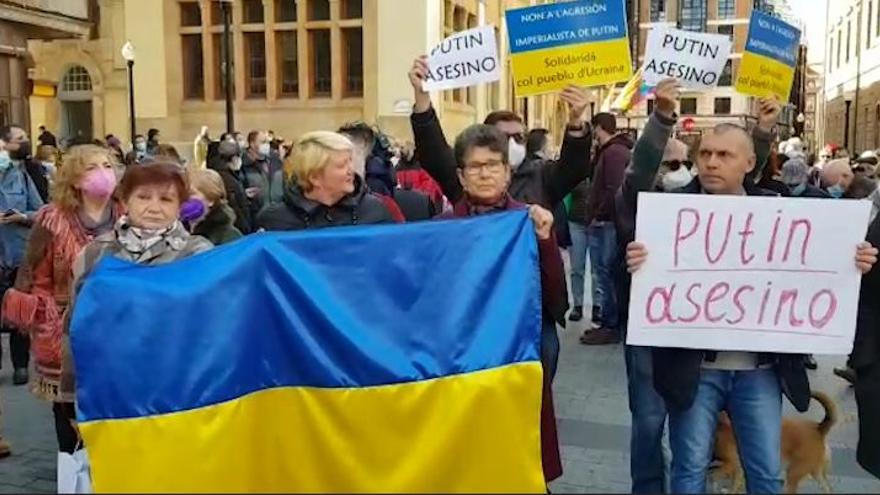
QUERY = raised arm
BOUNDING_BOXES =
[747,97,782,185]
[542,85,593,206]
[408,56,464,203]
[616,79,680,243]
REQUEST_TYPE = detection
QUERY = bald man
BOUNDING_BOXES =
[821,158,855,198]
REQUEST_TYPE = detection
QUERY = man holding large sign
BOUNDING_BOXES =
[736,10,801,102]
[615,76,879,494]
[505,0,633,97]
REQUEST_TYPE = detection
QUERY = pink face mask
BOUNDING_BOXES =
[80,168,117,199]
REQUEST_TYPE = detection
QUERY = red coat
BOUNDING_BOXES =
[448,196,565,483]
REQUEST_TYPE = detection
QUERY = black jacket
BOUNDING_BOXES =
[410,106,592,209]
[392,188,435,222]
[193,204,243,246]
[24,159,50,203]
[216,166,253,234]
[614,111,810,414]
[256,175,394,231]
[855,214,880,478]
[568,179,592,226]
[792,184,831,199]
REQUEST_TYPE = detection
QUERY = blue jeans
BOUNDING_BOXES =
[568,222,599,309]
[587,222,618,328]
[625,345,668,494]
[541,318,560,386]
[669,368,783,494]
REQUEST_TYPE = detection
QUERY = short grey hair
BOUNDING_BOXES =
[453,124,509,167]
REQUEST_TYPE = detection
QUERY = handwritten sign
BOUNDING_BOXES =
[643,27,732,89]
[505,0,633,97]
[423,25,501,92]
[627,193,870,355]
[735,11,801,101]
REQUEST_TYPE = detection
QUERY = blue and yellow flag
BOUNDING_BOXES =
[71,211,545,493]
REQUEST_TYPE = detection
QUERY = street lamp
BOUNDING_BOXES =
[220,0,235,134]
[121,41,136,146]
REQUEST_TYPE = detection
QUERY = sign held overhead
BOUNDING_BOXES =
[422,25,501,92]
[735,10,801,101]
[505,0,633,97]
[643,27,733,89]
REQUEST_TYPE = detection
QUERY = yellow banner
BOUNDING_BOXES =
[735,50,795,102]
[510,39,633,97]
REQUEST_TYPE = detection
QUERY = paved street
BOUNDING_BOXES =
[1,328,880,493]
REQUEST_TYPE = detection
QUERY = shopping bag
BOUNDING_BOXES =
[57,448,92,494]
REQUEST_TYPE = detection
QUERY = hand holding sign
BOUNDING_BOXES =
[856,242,879,274]
[626,241,648,274]
[653,78,681,119]
[559,85,589,127]
[409,56,432,113]
[756,97,782,131]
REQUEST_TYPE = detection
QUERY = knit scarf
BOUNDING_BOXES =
[115,216,189,262]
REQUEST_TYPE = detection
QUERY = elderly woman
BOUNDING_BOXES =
[2,144,122,455]
[257,131,393,230]
[183,168,242,245]
[443,123,566,484]
[59,162,213,437]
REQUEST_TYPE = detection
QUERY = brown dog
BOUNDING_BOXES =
[711,391,837,493]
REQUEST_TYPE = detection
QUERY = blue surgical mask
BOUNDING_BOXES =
[827,184,845,198]
[258,143,271,157]
[0,151,11,172]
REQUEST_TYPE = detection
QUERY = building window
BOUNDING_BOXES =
[847,21,852,62]
[342,28,363,97]
[277,31,298,97]
[244,32,267,97]
[717,24,734,41]
[650,0,666,22]
[678,0,706,32]
[718,0,735,19]
[870,2,874,49]
[877,0,880,37]
[180,1,201,27]
[242,0,264,23]
[719,60,732,86]
[210,1,225,25]
[681,97,697,115]
[181,34,204,99]
[647,99,655,115]
[342,0,363,19]
[837,30,842,67]
[309,29,332,97]
[714,97,731,115]
[310,0,331,20]
[828,37,833,71]
[276,0,297,22]
[61,65,92,92]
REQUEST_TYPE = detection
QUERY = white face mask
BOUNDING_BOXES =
[508,138,526,169]
[258,143,271,157]
[230,156,243,171]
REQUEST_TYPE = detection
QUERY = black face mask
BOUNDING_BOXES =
[9,141,31,160]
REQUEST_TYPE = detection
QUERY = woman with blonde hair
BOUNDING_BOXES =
[2,144,122,455]
[257,131,393,231]
[183,168,242,245]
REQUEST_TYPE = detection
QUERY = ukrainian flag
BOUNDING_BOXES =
[71,211,546,493]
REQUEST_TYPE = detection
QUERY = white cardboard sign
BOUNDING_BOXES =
[643,27,733,89]
[422,25,501,92]
[626,193,871,355]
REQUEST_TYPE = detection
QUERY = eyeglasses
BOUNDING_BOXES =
[661,160,692,171]
[462,160,507,177]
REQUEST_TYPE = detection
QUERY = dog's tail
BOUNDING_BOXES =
[812,391,838,436]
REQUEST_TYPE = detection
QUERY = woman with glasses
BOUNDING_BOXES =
[440,123,567,486]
